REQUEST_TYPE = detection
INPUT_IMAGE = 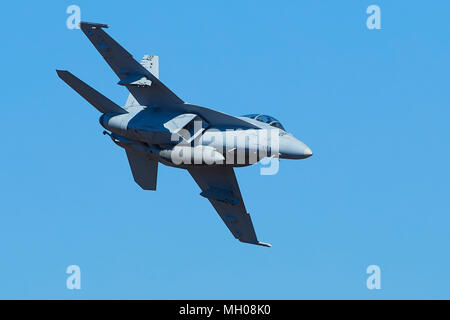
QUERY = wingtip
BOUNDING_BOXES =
[56,69,67,77]
[257,242,272,248]
[79,21,109,29]
[239,239,272,248]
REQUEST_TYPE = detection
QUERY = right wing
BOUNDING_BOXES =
[188,166,271,247]
[79,22,260,130]
[79,22,184,107]
[125,149,158,191]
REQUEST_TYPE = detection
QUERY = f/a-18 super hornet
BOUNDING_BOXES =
[57,22,313,247]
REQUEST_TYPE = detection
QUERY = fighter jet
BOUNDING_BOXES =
[57,22,313,247]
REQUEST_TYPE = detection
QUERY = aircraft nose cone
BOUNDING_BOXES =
[278,136,313,159]
[304,147,313,157]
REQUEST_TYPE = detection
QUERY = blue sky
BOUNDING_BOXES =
[1,1,449,299]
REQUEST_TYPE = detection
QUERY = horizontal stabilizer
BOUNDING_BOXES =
[125,149,158,190]
[56,70,127,114]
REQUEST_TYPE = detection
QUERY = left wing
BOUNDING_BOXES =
[188,166,271,247]
[56,70,127,114]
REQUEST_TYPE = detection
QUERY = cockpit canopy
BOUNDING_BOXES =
[241,114,285,131]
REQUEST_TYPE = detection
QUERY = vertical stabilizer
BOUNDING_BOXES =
[141,55,159,79]
[125,55,159,107]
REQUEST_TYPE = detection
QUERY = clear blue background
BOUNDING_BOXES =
[1,1,449,299]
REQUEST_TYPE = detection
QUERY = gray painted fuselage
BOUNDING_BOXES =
[100,105,312,169]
